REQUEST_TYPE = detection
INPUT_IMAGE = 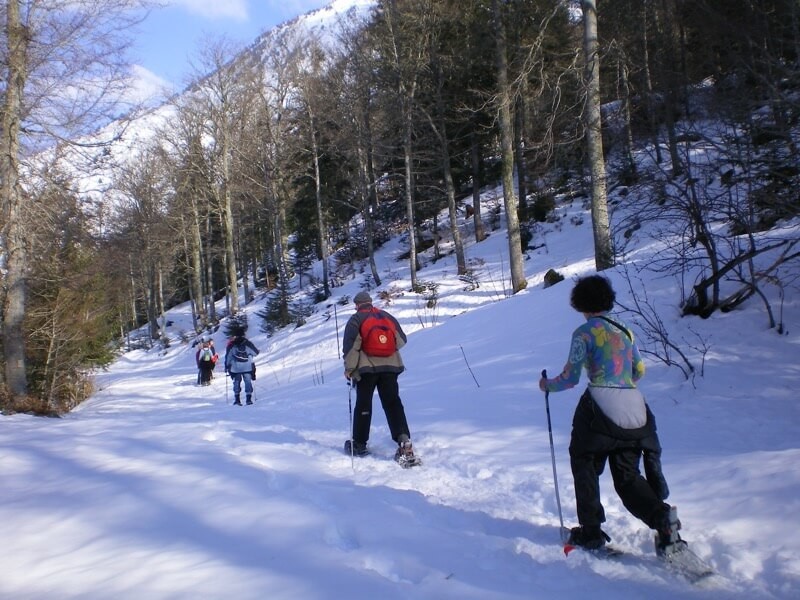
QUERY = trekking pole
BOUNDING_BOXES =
[225,369,229,405]
[542,369,567,544]
[250,363,257,404]
[348,379,354,470]
[333,303,341,359]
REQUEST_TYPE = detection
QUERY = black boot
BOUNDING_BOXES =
[233,395,242,406]
[654,505,687,557]
[567,525,611,549]
[246,395,253,405]
[344,440,369,456]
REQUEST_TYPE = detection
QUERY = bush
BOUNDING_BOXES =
[532,193,556,222]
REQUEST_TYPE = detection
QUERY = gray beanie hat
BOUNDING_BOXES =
[353,291,372,305]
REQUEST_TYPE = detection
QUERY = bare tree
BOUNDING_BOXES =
[229,26,312,326]
[423,2,467,276]
[375,0,433,290]
[187,40,258,317]
[292,39,334,299]
[0,0,150,405]
[581,0,614,270]
[492,0,527,293]
[113,145,175,343]
[328,10,387,287]
[162,108,215,332]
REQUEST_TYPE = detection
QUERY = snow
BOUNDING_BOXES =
[1,186,798,600]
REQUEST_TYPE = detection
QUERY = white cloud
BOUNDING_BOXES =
[170,0,249,20]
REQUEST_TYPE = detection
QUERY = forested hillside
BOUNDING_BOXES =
[1,0,797,413]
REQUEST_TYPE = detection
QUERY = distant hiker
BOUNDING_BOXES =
[224,331,260,406]
[195,337,219,386]
[539,274,684,557]
[342,291,417,464]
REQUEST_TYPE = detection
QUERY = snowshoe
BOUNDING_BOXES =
[654,506,714,582]
[394,439,422,468]
[566,544,625,559]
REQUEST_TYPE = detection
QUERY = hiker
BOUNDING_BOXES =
[342,291,417,464]
[195,337,219,386]
[539,274,683,556]
[224,331,260,406]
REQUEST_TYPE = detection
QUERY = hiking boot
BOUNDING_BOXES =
[233,396,242,406]
[566,525,611,550]
[246,395,253,405]
[654,505,687,557]
[350,441,369,456]
[344,440,369,456]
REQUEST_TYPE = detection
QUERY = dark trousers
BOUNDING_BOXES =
[198,363,214,385]
[231,372,253,396]
[353,372,410,445]
[569,390,669,530]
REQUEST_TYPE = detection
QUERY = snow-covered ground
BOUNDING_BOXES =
[1,186,798,599]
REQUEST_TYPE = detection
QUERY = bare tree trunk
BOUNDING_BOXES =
[239,235,250,305]
[187,275,198,333]
[492,0,527,293]
[642,0,663,164]
[157,263,166,334]
[357,140,382,286]
[128,258,139,337]
[364,112,382,286]
[470,129,486,243]
[146,262,159,341]
[514,94,528,221]
[1,0,30,399]
[429,45,466,275]
[204,214,217,323]
[655,0,683,177]
[178,213,199,332]
[250,256,259,297]
[582,0,614,271]
[403,118,419,289]
[188,200,206,329]
[443,158,466,275]
[382,0,425,290]
[310,115,330,298]
[619,51,637,177]
[220,136,239,315]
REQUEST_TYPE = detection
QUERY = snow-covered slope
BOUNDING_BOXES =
[1,179,798,599]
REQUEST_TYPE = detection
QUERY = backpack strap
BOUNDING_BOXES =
[597,315,632,340]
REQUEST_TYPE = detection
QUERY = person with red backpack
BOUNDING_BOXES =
[342,291,418,466]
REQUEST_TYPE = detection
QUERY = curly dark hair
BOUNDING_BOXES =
[570,275,616,313]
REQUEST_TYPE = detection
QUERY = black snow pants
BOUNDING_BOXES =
[353,371,410,445]
[569,389,670,530]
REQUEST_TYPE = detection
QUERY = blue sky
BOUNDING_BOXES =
[130,0,332,91]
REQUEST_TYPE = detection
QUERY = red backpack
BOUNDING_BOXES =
[359,308,397,357]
